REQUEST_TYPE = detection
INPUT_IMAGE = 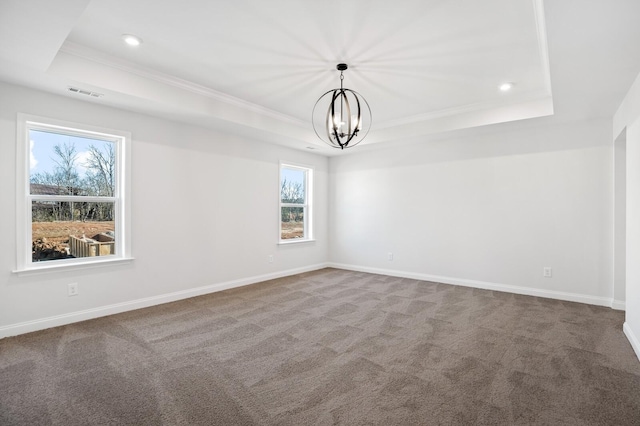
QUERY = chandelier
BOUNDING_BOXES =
[312,63,371,149]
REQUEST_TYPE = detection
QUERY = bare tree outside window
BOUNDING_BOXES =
[280,165,311,240]
[29,131,117,261]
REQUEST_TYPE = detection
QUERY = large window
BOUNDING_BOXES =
[280,163,312,242]
[16,114,131,271]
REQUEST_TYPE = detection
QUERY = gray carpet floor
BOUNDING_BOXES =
[1,268,639,425]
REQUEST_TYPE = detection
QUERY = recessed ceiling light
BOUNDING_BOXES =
[499,82,514,92]
[122,34,143,47]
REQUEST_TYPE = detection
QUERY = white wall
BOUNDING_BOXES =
[613,132,626,308]
[0,79,629,346]
[615,71,640,361]
[0,82,329,337]
[329,119,615,306]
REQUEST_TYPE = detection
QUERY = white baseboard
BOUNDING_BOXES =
[0,263,328,339]
[328,263,616,308]
[623,322,640,362]
[2,262,622,340]
[611,299,626,311]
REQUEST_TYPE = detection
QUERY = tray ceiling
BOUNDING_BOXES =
[2,0,638,154]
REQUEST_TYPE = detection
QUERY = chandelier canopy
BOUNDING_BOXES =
[312,64,371,149]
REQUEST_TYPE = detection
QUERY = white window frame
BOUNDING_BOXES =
[279,162,313,244]
[15,113,132,273]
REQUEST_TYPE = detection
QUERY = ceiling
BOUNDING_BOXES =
[1,0,639,155]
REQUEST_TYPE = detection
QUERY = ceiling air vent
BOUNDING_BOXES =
[68,87,104,98]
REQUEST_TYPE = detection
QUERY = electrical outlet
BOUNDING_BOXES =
[543,267,552,278]
[388,252,393,261]
[68,283,79,296]
[268,255,274,263]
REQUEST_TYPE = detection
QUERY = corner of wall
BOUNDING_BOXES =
[623,322,640,362]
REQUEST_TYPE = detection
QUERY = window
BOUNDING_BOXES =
[280,163,312,242]
[16,114,131,271]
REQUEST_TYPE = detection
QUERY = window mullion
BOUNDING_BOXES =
[29,195,116,203]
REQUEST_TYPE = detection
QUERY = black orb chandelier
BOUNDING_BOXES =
[312,63,371,149]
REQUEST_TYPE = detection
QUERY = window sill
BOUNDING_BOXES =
[13,257,135,276]
[278,238,316,245]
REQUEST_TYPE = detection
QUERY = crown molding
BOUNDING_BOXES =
[533,0,553,96]
[59,41,307,128]
[375,89,553,131]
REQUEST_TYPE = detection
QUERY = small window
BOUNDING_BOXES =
[16,114,131,271]
[280,163,312,242]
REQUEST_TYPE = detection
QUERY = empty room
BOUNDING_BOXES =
[1,0,640,424]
